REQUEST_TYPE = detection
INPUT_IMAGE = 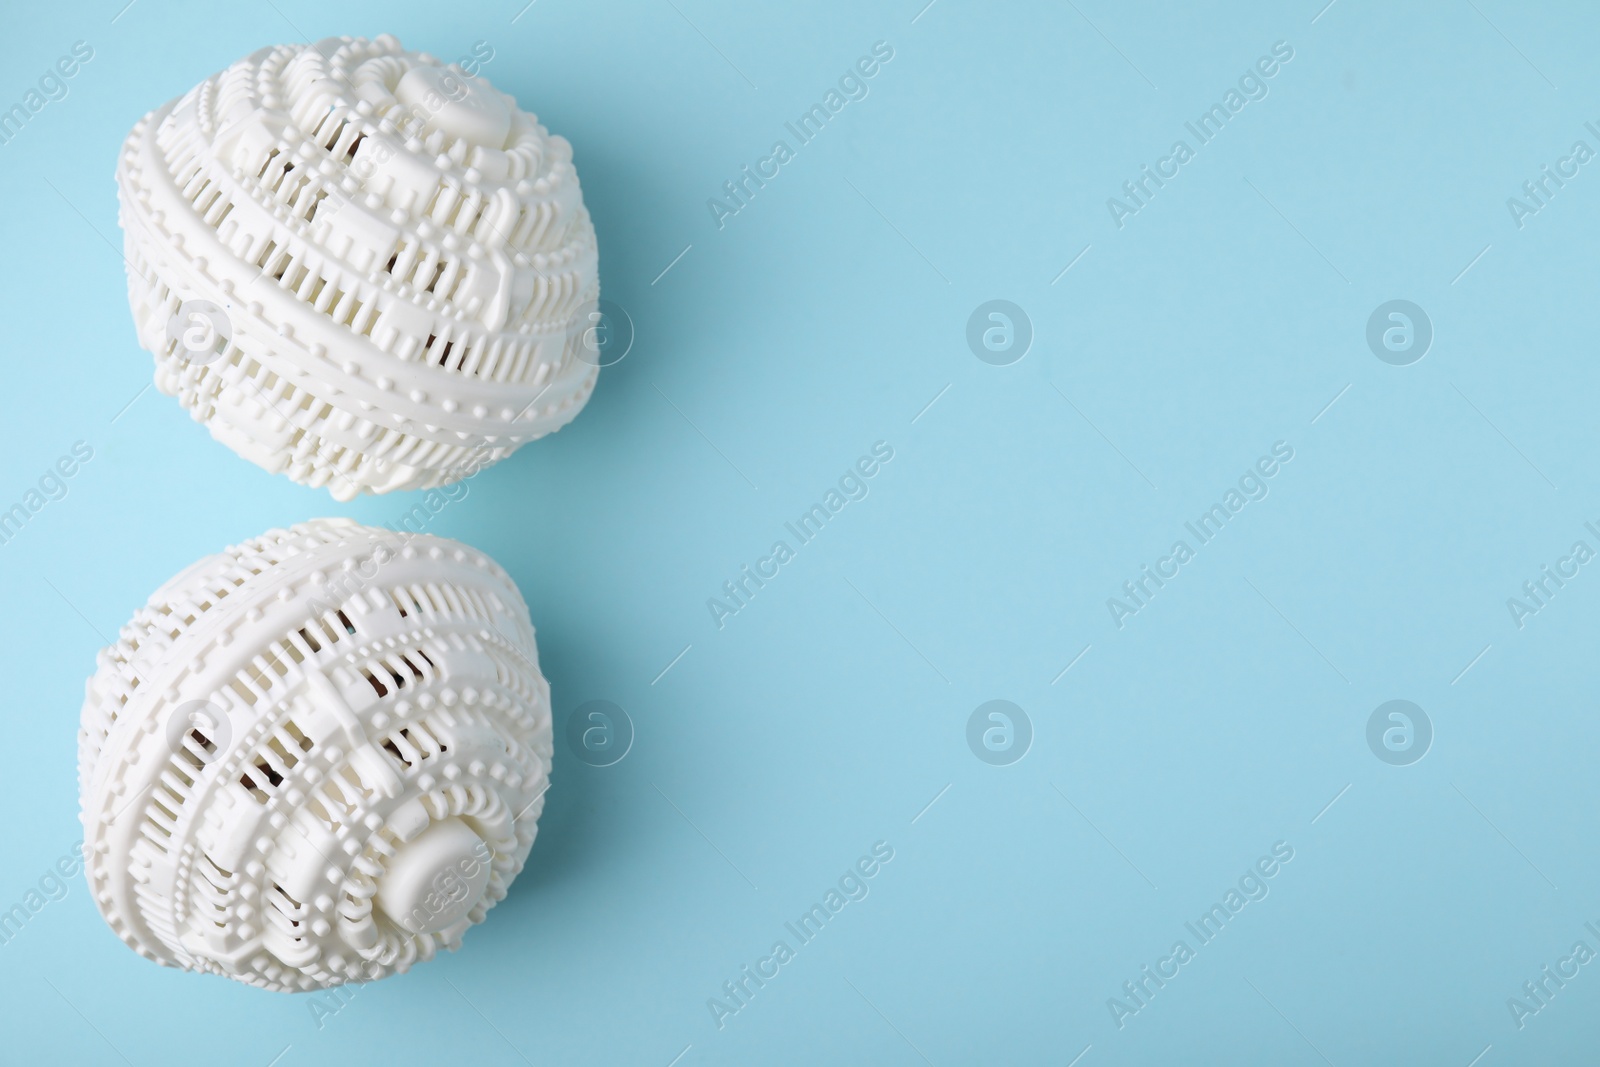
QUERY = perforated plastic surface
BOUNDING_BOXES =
[77,518,552,992]
[116,35,602,500]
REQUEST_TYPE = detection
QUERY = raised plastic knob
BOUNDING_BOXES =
[375,817,494,936]
[395,65,511,149]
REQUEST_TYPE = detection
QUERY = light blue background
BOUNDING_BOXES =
[1,0,1596,1063]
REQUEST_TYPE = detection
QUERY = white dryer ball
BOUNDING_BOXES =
[116,35,602,500]
[77,518,553,991]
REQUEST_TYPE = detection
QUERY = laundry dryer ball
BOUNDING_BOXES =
[77,518,552,991]
[116,35,603,500]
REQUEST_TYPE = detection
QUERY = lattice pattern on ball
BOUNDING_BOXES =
[116,35,601,500]
[78,518,552,992]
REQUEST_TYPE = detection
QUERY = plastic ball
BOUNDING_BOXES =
[116,35,602,500]
[77,518,552,991]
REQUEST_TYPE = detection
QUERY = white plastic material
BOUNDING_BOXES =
[116,35,602,500]
[77,518,553,991]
